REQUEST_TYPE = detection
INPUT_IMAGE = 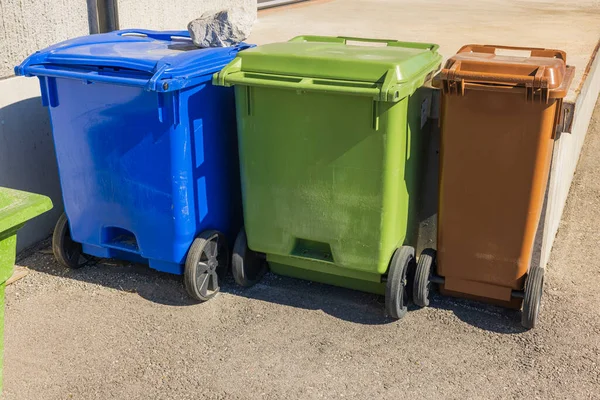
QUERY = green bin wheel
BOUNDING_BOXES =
[184,230,229,302]
[413,248,436,307]
[52,213,89,269]
[232,228,267,287]
[385,246,415,319]
[521,266,544,329]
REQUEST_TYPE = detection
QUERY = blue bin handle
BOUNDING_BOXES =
[115,29,191,41]
[24,65,154,89]
[115,29,254,51]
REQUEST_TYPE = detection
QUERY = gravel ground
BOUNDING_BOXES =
[3,101,600,399]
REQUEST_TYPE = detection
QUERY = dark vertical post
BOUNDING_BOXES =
[86,0,100,34]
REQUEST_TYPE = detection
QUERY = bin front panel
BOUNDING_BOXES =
[47,77,240,272]
[437,88,558,299]
[236,86,423,276]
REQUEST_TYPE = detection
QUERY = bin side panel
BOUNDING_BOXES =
[0,234,14,393]
[236,86,415,276]
[380,87,430,273]
[0,234,16,286]
[186,84,243,247]
[437,88,557,298]
[46,78,240,272]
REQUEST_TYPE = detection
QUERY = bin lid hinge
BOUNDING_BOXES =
[525,66,550,104]
[147,63,170,92]
[441,63,465,96]
[441,79,465,96]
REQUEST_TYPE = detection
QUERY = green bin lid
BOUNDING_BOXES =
[0,187,52,283]
[214,36,442,102]
[0,187,53,237]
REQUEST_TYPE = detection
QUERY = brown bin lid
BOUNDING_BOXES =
[437,44,575,99]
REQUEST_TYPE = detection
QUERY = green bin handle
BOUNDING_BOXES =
[214,58,382,97]
[214,59,438,102]
[215,69,433,102]
[288,35,439,52]
[216,71,381,99]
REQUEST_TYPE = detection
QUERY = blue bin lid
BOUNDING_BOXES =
[15,29,254,92]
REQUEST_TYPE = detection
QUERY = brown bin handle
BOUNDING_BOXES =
[458,44,566,62]
[444,61,547,86]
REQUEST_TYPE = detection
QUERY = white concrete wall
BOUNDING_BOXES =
[118,0,257,31]
[0,0,89,250]
[541,49,600,269]
[0,0,89,79]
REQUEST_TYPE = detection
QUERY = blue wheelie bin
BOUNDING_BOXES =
[16,29,252,301]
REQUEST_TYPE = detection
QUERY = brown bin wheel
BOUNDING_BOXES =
[413,248,436,307]
[52,212,90,269]
[232,228,268,288]
[521,266,545,329]
[184,230,229,302]
[385,246,415,320]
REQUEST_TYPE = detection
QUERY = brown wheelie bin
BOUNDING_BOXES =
[413,44,574,329]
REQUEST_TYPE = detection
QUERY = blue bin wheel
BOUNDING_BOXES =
[52,213,89,269]
[184,230,229,302]
[521,266,544,329]
[413,248,436,307]
[385,246,415,320]
[232,228,267,288]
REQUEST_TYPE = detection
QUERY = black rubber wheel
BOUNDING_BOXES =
[385,246,415,319]
[521,266,544,329]
[232,228,267,287]
[184,230,229,302]
[413,248,436,307]
[52,213,88,269]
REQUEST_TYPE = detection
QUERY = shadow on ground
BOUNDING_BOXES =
[428,293,527,334]
[223,272,393,325]
[19,241,392,324]
[18,239,526,331]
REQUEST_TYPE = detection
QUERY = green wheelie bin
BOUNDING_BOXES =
[214,36,441,318]
[0,187,52,393]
